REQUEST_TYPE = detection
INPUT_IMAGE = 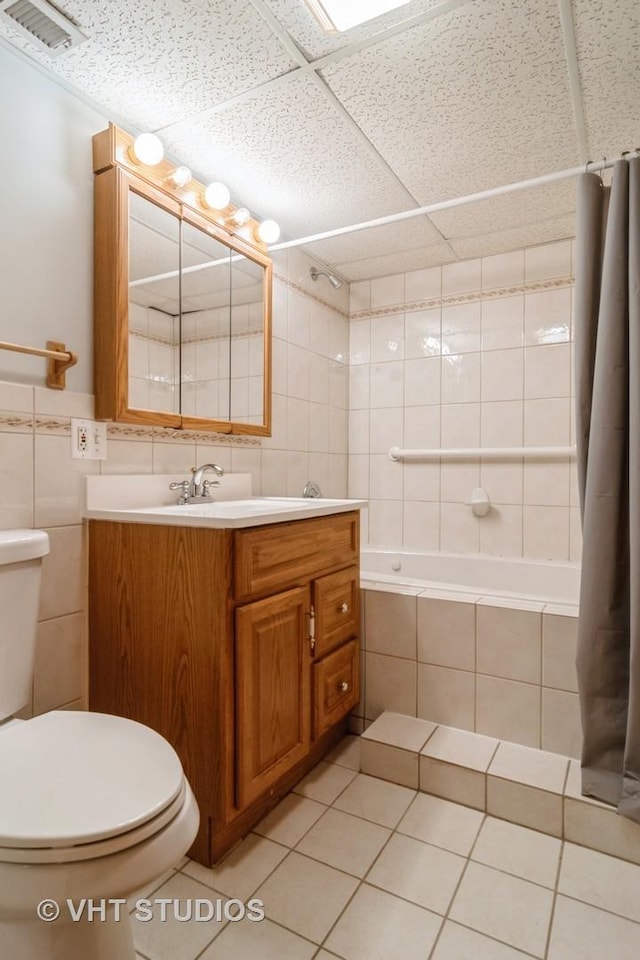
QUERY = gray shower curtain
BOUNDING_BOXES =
[575,157,640,821]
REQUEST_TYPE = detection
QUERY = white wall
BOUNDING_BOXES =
[0,45,108,392]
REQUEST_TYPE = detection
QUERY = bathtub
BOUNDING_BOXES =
[360,547,580,607]
[356,548,582,757]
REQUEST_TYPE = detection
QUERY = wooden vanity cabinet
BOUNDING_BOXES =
[88,510,360,865]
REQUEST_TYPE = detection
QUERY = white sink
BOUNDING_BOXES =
[84,483,367,529]
[132,498,342,518]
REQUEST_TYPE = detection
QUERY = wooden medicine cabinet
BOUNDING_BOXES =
[93,124,272,435]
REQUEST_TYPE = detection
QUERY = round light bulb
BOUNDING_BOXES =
[231,207,251,226]
[203,181,231,210]
[130,133,164,166]
[170,165,192,187]
[257,219,281,244]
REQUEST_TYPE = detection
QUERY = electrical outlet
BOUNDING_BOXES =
[71,418,107,460]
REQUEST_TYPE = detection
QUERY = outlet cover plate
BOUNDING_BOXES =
[71,418,107,460]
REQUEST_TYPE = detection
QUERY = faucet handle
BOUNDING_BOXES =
[169,480,190,504]
[202,479,220,495]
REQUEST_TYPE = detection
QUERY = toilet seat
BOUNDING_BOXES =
[0,783,190,864]
[0,711,185,861]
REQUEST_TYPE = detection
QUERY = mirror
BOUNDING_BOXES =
[93,124,272,436]
[128,192,181,415]
[180,220,232,421]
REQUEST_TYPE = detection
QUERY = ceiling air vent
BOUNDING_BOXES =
[0,0,87,57]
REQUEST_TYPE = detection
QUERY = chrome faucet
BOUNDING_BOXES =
[169,463,224,504]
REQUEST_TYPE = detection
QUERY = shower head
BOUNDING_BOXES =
[309,266,343,289]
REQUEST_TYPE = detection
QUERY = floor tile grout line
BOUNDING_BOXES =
[315,878,365,956]
[329,773,417,829]
[251,794,330,849]
[425,809,488,960]
[315,801,424,955]
[175,838,640,945]
[437,918,543,960]
[178,834,292,903]
[542,836,567,960]
[371,802,568,905]
[313,790,482,953]
[552,889,640,928]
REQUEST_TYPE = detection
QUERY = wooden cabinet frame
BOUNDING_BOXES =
[93,123,273,436]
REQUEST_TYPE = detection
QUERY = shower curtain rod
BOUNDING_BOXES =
[270,150,639,252]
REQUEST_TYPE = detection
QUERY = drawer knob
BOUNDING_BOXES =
[338,680,349,692]
[339,602,350,614]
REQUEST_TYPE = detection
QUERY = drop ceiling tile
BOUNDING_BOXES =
[573,0,640,159]
[449,215,575,261]
[263,0,455,61]
[332,243,454,281]
[0,0,297,129]
[430,181,576,239]
[302,217,447,266]
[322,0,579,206]
[162,73,418,238]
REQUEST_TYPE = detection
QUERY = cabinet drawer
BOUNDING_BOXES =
[314,567,359,658]
[234,512,359,600]
[313,639,359,738]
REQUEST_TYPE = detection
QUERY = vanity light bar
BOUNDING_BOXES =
[129,133,164,166]
[93,124,280,251]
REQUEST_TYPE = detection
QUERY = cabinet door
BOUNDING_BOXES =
[313,639,359,738]
[314,566,359,659]
[236,586,311,808]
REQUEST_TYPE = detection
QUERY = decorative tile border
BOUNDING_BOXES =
[274,272,349,320]
[182,328,263,345]
[0,413,34,433]
[106,423,154,440]
[152,426,261,446]
[35,416,71,436]
[130,329,176,347]
[350,275,574,321]
[2,414,263,447]
[131,328,264,347]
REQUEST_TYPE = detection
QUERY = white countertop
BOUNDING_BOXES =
[84,475,366,528]
[85,496,367,529]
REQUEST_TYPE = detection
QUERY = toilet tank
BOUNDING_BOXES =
[0,530,50,722]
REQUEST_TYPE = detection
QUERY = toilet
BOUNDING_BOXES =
[0,529,199,960]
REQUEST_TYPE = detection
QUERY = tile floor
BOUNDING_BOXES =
[133,736,640,960]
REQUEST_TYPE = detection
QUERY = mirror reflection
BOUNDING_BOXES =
[181,223,232,421]
[128,193,180,414]
[126,190,267,427]
[230,255,265,425]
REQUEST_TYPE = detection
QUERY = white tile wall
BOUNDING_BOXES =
[349,239,577,561]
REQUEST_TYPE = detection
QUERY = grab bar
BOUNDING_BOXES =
[389,446,576,461]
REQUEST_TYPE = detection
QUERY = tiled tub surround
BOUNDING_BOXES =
[360,713,640,869]
[353,581,581,759]
[348,239,581,562]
